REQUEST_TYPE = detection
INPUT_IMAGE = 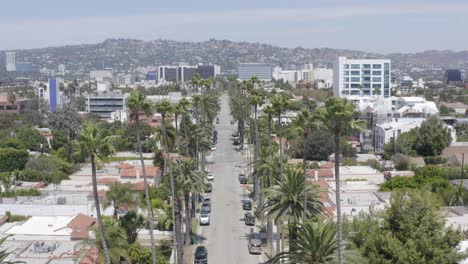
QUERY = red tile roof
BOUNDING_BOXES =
[117,162,134,170]
[80,245,99,264]
[68,213,96,240]
[97,178,118,184]
[87,190,107,200]
[320,162,334,169]
[130,181,148,192]
[33,181,46,189]
[120,166,159,178]
[306,169,334,178]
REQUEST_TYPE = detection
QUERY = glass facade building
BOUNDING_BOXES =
[238,63,272,81]
[334,57,391,98]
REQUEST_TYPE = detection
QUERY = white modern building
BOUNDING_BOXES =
[5,51,16,72]
[272,64,333,85]
[375,118,457,152]
[238,63,272,81]
[334,56,391,98]
[90,70,113,82]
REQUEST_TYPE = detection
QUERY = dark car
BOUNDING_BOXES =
[216,117,220,124]
[242,200,252,210]
[233,139,240,146]
[194,246,208,264]
[245,212,255,226]
[239,176,248,184]
[232,130,239,137]
[202,201,211,213]
[205,183,212,193]
[201,206,210,215]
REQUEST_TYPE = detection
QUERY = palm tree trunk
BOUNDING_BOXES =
[278,113,284,179]
[254,106,260,203]
[191,193,197,218]
[91,157,110,264]
[302,130,308,222]
[288,222,297,251]
[267,113,274,254]
[162,114,183,264]
[136,121,157,264]
[175,198,184,264]
[335,132,344,264]
[184,193,191,245]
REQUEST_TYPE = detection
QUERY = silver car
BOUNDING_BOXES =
[248,238,262,254]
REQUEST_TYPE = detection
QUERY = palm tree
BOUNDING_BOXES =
[0,235,24,263]
[104,182,136,219]
[249,90,265,203]
[262,167,324,249]
[191,73,202,94]
[154,100,183,263]
[78,122,116,264]
[95,218,130,263]
[270,94,290,179]
[291,108,323,219]
[173,159,206,244]
[267,219,361,264]
[125,91,157,264]
[315,97,366,264]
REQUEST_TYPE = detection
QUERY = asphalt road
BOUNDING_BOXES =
[198,94,260,264]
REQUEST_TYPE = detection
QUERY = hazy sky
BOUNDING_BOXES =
[1,0,467,53]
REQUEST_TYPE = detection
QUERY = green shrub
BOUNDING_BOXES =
[6,211,29,222]
[1,188,41,197]
[393,154,410,171]
[424,156,448,165]
[0,148,29,172]
[0,138,26,149]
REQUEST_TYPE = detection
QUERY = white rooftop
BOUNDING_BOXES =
[5,216,74,238]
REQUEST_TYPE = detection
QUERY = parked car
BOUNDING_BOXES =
[239,176,248,184]
[233,139,240,145]
[206,173,214,181]
[201,206,210,215]
[232,130,239,137]
[244,212,255,226]
[248,238,262,254]
[203,196,211,203]
[205,183,212,193]
[199,213,210,225]
[242,200,252,210]
[216,117,220,124]
[194,246,208,264]
[211,145,216,151]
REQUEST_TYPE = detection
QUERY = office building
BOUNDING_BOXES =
[238,63,272,81]
[158,66,178,82]
[146,71,157,81]
[48,79,59,112]
[87,91,124,118]
[58,64,66,75]
[178,66,198,82]
[90,70,113,82]
[197,64,220,79]
[445,69,463,85]
[5,51,16,72]
[334,57,391,98]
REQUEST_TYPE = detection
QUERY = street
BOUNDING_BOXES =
[198,93,260,264]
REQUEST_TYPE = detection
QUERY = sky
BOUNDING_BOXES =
[1,0,468,53]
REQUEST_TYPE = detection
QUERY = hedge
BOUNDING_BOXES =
[0,148,29,172]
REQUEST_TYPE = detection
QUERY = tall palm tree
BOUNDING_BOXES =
[78,122,116,264]
[262,104,278,253]
[0,236,24,264]
[191,73,202,94]
[173,159,206,244]
[95,218,130,263]
[262,167,324,248]
[249,90,265,203]
[270,94,290,179]
[154,100,183,263]
[291,108,323,220]
[125,91,157,264]
[104,182,136,219]
[315,97,366,264]
[267,219,361,264]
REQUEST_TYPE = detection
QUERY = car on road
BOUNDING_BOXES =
[242,200,252,210]
[199,213,210,225]
[232,130,239,137]
[233,139,240,145]
[194,246,208,264]
[239,176,248,184]
[244,212,255,226]
[203,196,211,203]
[211,145,216,151]
[201,206,210,215]
[205,183,212,193]
[206,173,214,181]
[216,117,220,124]
[248,238,262,254]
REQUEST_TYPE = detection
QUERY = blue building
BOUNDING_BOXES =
[49,79,58,112]
[146,71,157,81]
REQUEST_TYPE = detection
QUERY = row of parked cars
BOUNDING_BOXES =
[194,171,214,263]
[239,173,263,255]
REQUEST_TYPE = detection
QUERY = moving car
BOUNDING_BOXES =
[205,183,212,193]
[248,238,262,254]
[242,200,252,210]
[199,213,210,225]
[244,212,255,226]
[194,246,208,264]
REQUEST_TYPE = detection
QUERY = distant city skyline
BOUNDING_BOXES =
[1,0,468,53]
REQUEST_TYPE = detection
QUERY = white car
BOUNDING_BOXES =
[211,145,217,151]
[200,214,210,225]
[206,173,214,181]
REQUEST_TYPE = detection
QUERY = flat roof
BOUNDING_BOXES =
[5,216,74,237]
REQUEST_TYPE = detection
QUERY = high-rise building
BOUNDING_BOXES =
[178,66,198,82]
[238,63,272,81]
[5,52,16,72]
[90,70,113,82]
[158,66,178,82]
[58,64,66,75]
[197,65,216,79]
[334,56,391,98]
[158,65,218,83]
[445,69,463,85]
[48,79,59,112]
[87,91,124,118]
